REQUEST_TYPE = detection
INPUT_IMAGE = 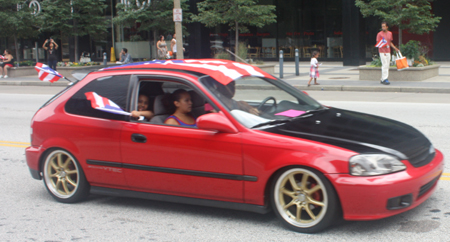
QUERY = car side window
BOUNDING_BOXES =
[65,75,131,120]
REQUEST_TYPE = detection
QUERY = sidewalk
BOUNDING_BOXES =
[2,61,450,93]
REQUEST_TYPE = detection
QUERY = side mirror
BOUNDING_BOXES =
[197,112,238,133]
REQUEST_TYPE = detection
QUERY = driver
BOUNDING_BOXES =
[214,81,260,115]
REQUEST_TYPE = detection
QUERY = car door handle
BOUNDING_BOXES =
[131,133,147,143]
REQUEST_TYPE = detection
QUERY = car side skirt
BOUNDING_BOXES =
[90,186,270,214]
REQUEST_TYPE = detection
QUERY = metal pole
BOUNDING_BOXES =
[35,42,39,63]
[174,0,184,59]
[295,48,299,76]
[279,50,283,79]
[103,52,107,66]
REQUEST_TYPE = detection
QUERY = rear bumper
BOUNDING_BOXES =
[25,145,45,180]
[327,149,444,221]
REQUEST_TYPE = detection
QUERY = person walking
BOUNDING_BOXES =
[157,35,167,60]
[377,21,399,85]
[171,34,177,59]
[0,49,14,78]
[43,38,59,70]
[307,51,321,87]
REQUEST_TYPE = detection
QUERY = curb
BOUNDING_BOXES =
[0,81,70,87]
[2,81,450,94]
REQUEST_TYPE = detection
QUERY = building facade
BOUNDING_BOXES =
[1,0,449,66]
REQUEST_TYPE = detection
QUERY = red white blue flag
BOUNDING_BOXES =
[375,38,387,48]
[103,59,276,85]
[0,55,5,60]
[85,92,131,116]
[34,62,63,83]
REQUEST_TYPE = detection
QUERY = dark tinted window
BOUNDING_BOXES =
[65,75,130,120]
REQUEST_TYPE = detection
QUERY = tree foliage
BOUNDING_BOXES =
[39,0,108,61]
[113,0,190,38]
[0,0,40,63]
[355,0,441,44]
[191,0,276,56]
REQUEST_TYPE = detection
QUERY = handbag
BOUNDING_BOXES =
[395,51,408,71]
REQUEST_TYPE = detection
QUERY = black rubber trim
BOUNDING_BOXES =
[87,159,123,168]
[86,160,257,182]
[90,186,270,214]
[29,168,42,180]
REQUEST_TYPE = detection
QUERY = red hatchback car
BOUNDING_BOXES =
[26,59,444,233]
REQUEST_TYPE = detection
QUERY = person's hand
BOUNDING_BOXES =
[45,39,48,43]
[131,111,140,118]
[249,107,260,116]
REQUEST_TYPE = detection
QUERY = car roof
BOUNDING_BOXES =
[98,59,276,85]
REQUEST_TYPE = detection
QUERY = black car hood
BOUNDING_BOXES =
[263,108,434,166]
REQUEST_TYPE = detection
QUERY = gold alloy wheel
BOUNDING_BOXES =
[274,168,328,228]
[43,150,79,199]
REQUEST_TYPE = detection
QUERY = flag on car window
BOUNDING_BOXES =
[375,38,387,48]
[34,62,63,83]
[85,92,131,116]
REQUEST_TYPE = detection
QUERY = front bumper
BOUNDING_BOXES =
[327,149,444,221]
[25,145,45,180]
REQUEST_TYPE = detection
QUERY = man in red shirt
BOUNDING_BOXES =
[377,21,399,85]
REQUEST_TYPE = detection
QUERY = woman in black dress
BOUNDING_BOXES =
[43,38,59,70]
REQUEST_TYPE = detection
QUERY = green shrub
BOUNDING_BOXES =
[214,51,231,60]
[400,40,420,59]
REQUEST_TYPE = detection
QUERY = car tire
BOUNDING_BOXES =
[42,149,90,203]
[271,167,340,233]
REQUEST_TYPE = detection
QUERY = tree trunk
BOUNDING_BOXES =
[235,21,239,58]
[398,27,402,46]
[74,36,79,63]
[13,34,20,67]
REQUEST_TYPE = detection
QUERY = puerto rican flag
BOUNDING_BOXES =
[375,38,388,48]
[0,55,5,60]
[34,62,63,83]
[85,92,131,116]
[103,59,276,85]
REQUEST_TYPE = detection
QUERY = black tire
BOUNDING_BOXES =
[42,149,90,203]
[270,167,340,233]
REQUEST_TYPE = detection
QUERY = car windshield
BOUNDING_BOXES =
[200,75,323,129]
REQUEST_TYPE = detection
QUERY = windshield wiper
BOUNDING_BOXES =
[251,119,292,129]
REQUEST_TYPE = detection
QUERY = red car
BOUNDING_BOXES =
[26,59,444,233]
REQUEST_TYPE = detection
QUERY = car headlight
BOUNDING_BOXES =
[349,154,406,176]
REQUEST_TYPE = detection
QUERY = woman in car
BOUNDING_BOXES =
[131,94,154,121]
[164,89,196,127]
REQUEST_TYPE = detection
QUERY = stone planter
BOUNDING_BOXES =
[359,64,440,81]
[7,65,107,78]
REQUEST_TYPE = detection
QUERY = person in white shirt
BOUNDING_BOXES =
[307,51,320,87]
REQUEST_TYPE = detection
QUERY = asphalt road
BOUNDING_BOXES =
[0,87,449,241]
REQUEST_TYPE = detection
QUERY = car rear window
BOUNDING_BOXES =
[65,75,131,120]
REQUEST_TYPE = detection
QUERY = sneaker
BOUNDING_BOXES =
[0,75,3,78]
[380,79,390,85]
[3,75,8,78]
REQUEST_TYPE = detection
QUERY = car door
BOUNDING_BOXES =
[120,80,244,202]
[64,74,131,187]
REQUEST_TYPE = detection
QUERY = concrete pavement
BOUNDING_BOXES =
[1,61,450,93]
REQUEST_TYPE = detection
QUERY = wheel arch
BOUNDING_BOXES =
[38,138,82,172]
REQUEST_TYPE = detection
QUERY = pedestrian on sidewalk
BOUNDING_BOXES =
[0,49,14,78]
[117,48,133,64]
[43,38,59,70]
[157,35,167,60]
[307,51,320,87]
[377,21,399,85]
